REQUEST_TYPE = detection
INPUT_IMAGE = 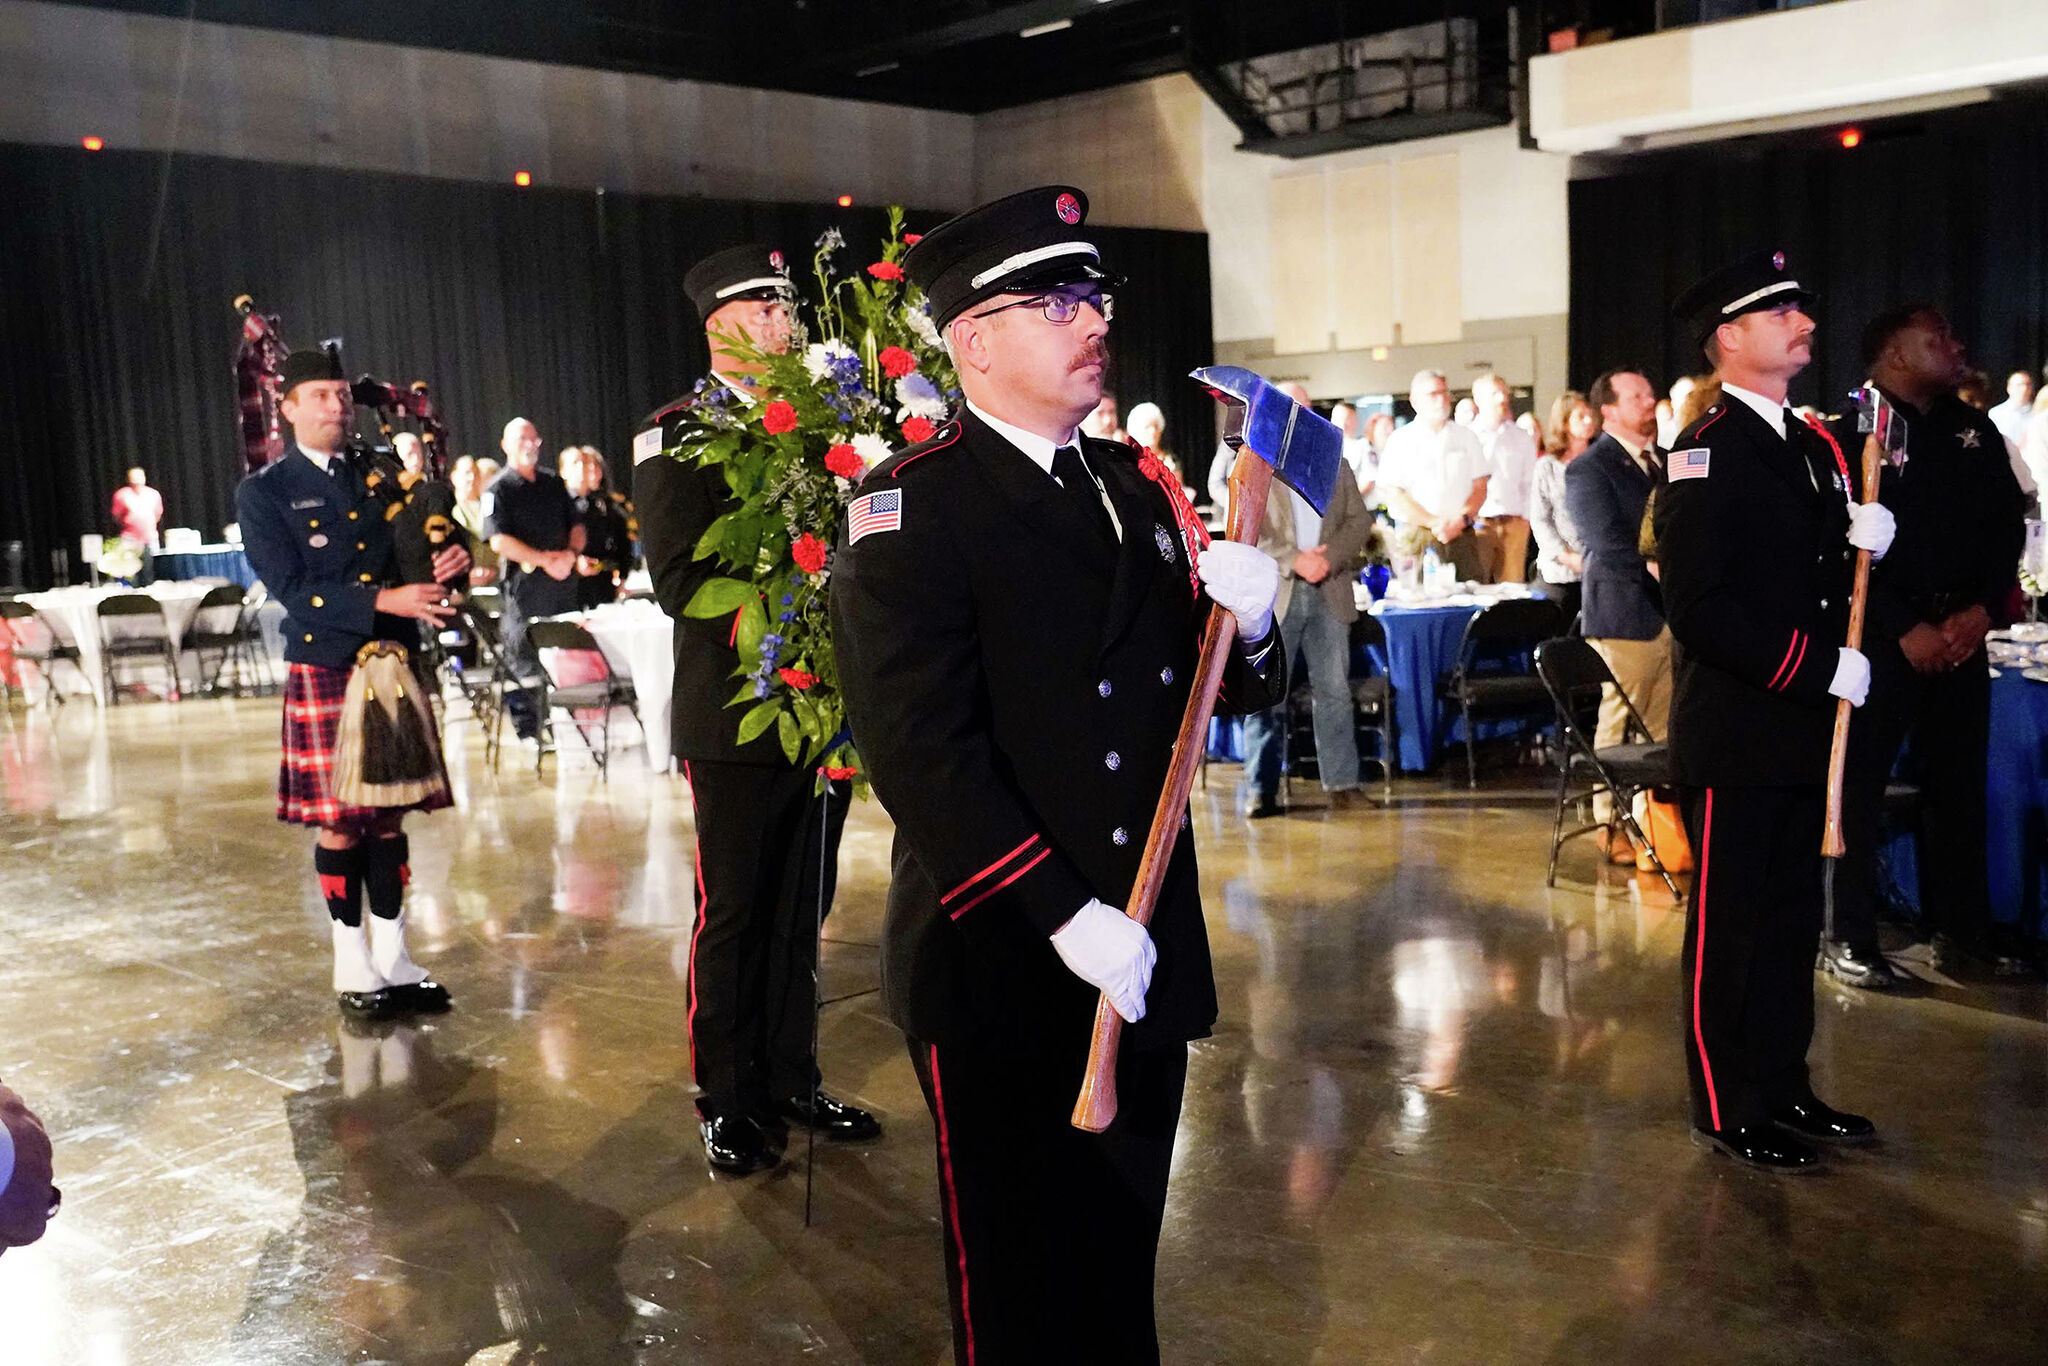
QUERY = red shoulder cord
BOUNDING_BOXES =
[1131,442,1210,599]
[1799,412,1856,496]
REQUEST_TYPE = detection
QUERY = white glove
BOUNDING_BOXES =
[1050,899,1157,1024]
[1846,501,1895,559]
[1829,647,1870,707]
[1196,540,1281,644]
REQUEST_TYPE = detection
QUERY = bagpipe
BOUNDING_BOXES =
[232,293,469,590]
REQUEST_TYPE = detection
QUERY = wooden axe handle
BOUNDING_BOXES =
[1821,430,1886,859]
[1072,447,1276,1133]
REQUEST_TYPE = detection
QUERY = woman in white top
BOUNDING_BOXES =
[1528,391,1599,622]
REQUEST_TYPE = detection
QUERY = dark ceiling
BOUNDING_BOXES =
[70,0,1532,114]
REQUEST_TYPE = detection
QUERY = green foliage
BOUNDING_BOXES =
[662,209,960,797]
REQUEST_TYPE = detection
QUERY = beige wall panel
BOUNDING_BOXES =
[1329,163,1394,351]
[1268,174,1331,356]
[1394,154,1461,345]
[974,75,1203,230]
[1559,30,1691,129]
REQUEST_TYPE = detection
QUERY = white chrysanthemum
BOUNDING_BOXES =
[851,432,895,468]
[803,338,856,382]
[904,305,942,351]
[894,374,949,424]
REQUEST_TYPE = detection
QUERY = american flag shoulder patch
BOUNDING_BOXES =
[848,489,903,543]
[1667,446,1711,482]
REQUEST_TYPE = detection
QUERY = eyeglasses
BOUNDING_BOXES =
[969,286,1114,326]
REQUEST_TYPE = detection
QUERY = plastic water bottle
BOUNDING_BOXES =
[1422,545,1441,592]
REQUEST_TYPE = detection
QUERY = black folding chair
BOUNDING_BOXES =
[0,599,82,707]
[451,603,519,773]
[1437,596,1564,786]
[97,594,181,703]
[526,619,644,781]
[185,583,269,696]
[1350,612,1396,800]
[1534,637,1679,897]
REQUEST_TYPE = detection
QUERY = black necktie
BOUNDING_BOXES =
[1051,445,1115,544]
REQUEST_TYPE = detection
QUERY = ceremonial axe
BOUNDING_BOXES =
[1072,366,1344,1132]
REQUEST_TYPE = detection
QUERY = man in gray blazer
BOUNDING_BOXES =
[1565,368,1673,849]
[1242,439,1378,817]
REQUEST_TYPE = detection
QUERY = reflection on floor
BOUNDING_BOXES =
[1,699,2046,1364]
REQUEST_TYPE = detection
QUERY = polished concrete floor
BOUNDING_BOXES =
[2,697,2046,1365]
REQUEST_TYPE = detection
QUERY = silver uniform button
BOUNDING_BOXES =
[1821,598,1830,608]
[1160,666,1174,685]
[1098,679,1112,697]
[1104,751,1121,771]
[1112,827,1129,846]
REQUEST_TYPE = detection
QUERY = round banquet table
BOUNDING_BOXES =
[153,545,256,587]
[17,580,225,703]
[1984,668,2048,939]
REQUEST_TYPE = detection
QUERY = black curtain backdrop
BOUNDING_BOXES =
[0,142,1212,588]
[1569,100,2048,408]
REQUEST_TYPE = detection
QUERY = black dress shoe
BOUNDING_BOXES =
[776,1090,883,1142]
[1690,1124,1823,1172]
[700,1114,780,1175]
[337,989,394,1018]
[1245,798,1283,819]
[1770,1097,1876,1144]
[1819,940,1903,990]
[383,979,453,1014]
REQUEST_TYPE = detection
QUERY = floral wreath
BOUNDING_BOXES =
[665,209,958,795]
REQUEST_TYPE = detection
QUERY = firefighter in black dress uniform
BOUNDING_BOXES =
[831,186,1287,1363]
[1822,305,2028,986]
[633,245,881,1175]
[1654,251,1897,1172]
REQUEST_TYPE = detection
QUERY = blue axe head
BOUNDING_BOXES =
[1190,365,1345,515]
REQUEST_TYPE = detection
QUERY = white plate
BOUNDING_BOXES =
[2023,667,2048,684]
[1987,667,2003,678]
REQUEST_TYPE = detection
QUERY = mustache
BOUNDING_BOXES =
[1071,341,1109,371]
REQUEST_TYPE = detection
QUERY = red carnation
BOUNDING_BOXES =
[825,443,865,479]
[901,415,936,443]
[823,765,859,780]
[867,261,904,281]
[878,346,918,379]
[791,532,829,575]
[761,400,799,435]
[903,234,923,245]
[777,667,817,691]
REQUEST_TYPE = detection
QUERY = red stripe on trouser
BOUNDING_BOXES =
[1691,787,1723,1130]
[684,761,709,1086]
[929,1044,978,1366]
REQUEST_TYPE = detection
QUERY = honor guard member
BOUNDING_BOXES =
[831,186,1287,1364]
[236,344,469,1018]
[634,244,882,1176]
[1823,306,2027,986]
[1655,252,1897,1172]
[481,421,580,741]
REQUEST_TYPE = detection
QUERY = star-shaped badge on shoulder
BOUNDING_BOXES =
[1960,428,1981,449]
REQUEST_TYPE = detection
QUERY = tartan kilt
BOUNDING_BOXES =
[279,661,452,831]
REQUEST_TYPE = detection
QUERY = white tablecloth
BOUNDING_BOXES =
[18,581,225,703]
[574,600,676,764]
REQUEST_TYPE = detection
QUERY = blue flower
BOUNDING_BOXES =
[780,611,795,623]
[753,679,772,699]
[898,372,941,404]
[781,593,794,605]
[762,633,784,648]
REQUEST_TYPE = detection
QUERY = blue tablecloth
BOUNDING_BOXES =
[1986,670,2048,938]
[154,546,255,587]
[1205,599,1502,773]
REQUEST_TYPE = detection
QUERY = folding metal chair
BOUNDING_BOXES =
[97,594,180,703]
[526,619,644,781]
[1535,636,1679,897]
[1437,596,1564,786]
[0,599,82,707]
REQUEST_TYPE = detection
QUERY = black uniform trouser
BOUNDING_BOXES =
[682,759,847,1121]
[1678,784,1823,1131]
[497,594,542,738]
[1834,642,1992,948]
[909,1028,1187,1366]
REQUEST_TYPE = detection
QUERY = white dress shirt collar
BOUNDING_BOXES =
[297,443,340,474]
[965,398,1079,477]
[1719,382,1788,439]
[710,370,763,407]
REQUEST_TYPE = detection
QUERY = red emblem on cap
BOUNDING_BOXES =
[1772,251,1785,270]
[769,250,786,272]
[1055,192,1082,225]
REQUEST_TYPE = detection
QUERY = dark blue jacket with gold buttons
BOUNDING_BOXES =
[236,448,419,670]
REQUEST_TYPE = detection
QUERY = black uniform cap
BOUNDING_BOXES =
[684,244,795,322]
[279,342,346,397]
[1672,249,1817,348]
[903,185,1117,328]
